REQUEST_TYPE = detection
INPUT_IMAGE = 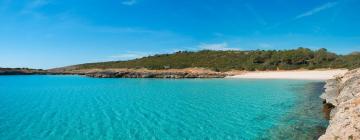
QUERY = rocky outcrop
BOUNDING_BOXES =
[86,69,229,78]
[1,67,230,78]
[49,68,229,78]
[84,71,227,78]
[0,68,47,75]
[319,68,360,140]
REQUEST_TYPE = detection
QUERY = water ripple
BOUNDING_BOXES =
[0,76,327,139]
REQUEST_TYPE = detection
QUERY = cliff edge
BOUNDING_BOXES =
[319,68,360,139]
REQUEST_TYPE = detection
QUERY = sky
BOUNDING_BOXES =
[0,0,359,69]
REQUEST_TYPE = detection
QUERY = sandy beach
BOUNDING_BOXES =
[226,69,348,80]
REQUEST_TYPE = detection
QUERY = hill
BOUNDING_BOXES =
[68,48,360,72]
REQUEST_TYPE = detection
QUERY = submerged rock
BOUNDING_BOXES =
[319,68,360,140]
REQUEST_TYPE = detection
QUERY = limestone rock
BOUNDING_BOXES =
[319,68,360,139]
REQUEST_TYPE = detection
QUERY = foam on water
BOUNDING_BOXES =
[0,76,327,139]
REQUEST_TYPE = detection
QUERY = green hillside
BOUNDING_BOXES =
[74,48,360,72]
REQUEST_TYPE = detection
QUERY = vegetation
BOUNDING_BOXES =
[75,48,360,72]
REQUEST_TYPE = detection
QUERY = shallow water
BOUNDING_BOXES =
[0,76,327,139]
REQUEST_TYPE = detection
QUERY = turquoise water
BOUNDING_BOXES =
[0,76,327,140]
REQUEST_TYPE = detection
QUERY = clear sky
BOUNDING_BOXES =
[1,0,359,69]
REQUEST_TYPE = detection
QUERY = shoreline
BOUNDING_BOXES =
[226,69,348,80]
[0,68,350,80]
[319,68,360,139]
[2,67,358,139]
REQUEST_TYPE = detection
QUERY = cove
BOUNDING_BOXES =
[0,76,327,139]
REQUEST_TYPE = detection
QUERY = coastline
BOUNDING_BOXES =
[226,69,348,80]
[0,68,47,75]
[1,68,350,80]
[0,74,329,139]
[319,68,360,139]
[2,67,359,139]
[48,68,228,78]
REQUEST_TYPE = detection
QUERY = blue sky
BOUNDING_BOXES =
[0,0,359,69]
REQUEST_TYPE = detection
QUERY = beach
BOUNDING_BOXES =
[226,69,348,80]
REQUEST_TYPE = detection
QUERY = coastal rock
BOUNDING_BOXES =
[320,79,340,106]
[0,68,47,75]
[81,69,228,78]
[319,68,360,140]
[2,67,229,79]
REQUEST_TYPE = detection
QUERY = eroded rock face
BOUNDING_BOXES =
[319,68,360,140]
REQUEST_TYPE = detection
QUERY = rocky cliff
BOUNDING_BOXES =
[319,68,360,139]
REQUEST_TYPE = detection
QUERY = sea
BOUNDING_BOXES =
[0,75,328,140]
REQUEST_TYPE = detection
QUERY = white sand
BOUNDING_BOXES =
[226,69,348,80]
